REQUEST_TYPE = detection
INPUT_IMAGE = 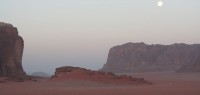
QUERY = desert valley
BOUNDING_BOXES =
[0,71,200,95]
[0,22,200,95]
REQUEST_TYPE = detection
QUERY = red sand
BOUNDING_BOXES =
[0,72,200,95]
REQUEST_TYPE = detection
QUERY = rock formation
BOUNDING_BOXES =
[100,42,200,73]
[0,22,26,78]
[51,66,151,85]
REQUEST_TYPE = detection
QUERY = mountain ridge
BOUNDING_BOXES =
[100,42,200,73]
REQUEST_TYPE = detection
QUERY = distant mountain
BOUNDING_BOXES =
[31,72,50,77]
[100,42,200,73]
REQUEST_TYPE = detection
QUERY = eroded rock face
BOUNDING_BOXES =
[0,22,26,78]
[51,66,151,85]
[100,42,200,73]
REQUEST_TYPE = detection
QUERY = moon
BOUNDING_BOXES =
[157,1,164,7]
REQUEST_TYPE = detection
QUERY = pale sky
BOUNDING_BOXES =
[0,0,200,74]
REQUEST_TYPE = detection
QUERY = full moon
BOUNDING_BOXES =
[157,1,164,7]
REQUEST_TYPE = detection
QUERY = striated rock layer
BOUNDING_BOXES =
[100,42,200,73]
[0,22,26,78]
[51,66,151,85]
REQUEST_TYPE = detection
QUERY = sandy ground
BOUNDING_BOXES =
[0,72,200,95]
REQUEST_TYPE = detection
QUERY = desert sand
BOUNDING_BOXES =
[0,72,200,95]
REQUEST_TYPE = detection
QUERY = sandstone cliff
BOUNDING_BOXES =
[100,42,200,73]
[51,66,151,85]
[0,22,26,78]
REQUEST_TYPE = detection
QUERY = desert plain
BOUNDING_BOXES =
[0,71,199,95]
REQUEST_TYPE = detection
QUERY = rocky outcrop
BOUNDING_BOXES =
[51,66,151,85]
[100,42,200,73]
[0,22,26,78]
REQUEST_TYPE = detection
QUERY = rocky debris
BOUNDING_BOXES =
[100,42,200,73]
[0,22,26,79]
[51,66,151,85]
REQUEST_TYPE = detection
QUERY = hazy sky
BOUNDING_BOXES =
[0,0,200,74]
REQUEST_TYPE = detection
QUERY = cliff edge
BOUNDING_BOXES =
[100,42,200,73]
[0,22,26,79]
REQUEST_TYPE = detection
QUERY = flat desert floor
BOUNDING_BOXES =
[0,72,200,95]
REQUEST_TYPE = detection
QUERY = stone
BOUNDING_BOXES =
[0,22,26,78]
[100,42,200,73]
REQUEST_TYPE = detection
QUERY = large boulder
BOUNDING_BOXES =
[100,42,200,73]
[0,22,26,78]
